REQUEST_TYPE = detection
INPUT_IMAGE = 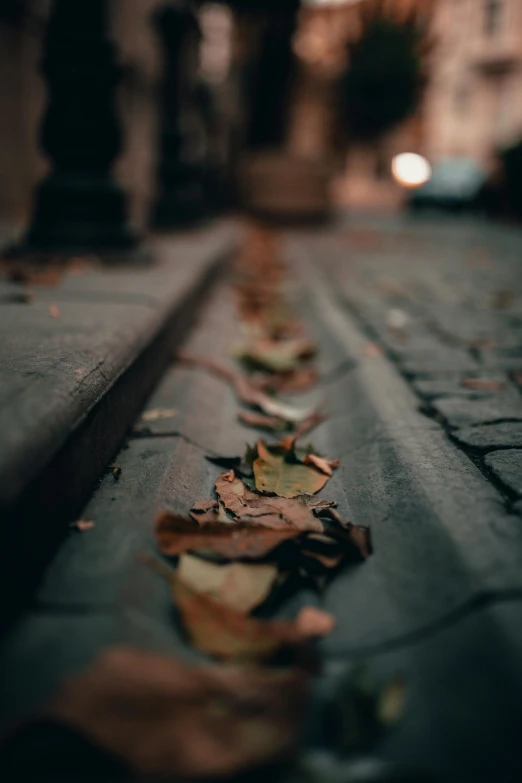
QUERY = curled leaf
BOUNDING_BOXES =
[156,511,300,560]
[296,606,336,638]
[172,575,312,663]
[41,647,308,780]
[238,410,288,432]
[304,453,340,477]
[461,378,506,391]
[177,555,279,613]
[140,408,177,422]
[214,471,324,532]
[253,440,333,498]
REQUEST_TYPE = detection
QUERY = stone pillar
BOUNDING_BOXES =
[14,0,137,258]
[150,2,206,229]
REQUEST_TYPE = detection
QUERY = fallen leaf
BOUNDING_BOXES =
[333,666,405,753]
[215,470,258,517]
[253,440,332,498]
[294,411,328,439]
[109,464,122,480]
[71,519,95,532]
[377,678,406,725]
[7,265,63,286]
[361,342,383,358]
[189,499,232,525]
[172,575,311,663]
[258,396,316,425]
[294,495,337,512]
[323,508,373,560]
[213,472,324,532]
[461,378,506,391]
[238,409,287,432]
[177,555,279,613]
[156,512,300,560]
[236,338,316,373]
[296,606,336,638]
[255,367,318,395]
[40,647,307,780]
[300,549,345,570]
[178,355,317,425]
[304,453,340,477]
[140,408,177,422]
[491,290,516,310]
[48,303,60,318]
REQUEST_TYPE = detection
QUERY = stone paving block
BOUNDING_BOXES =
[398,346,479,376]
[485,450,522,497]
[133,285,249,457]
[414,374,512,401]
[7,224,235,306]
[452,422,522,451]
[432,395,522,429]
[0,607,200,732]
[36,434,218,610]
[0,224,235,512]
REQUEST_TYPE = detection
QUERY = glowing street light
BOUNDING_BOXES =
[391,153,432,188]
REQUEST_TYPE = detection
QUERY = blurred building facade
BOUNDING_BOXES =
[424,0,522,165]
[290,0,436,211]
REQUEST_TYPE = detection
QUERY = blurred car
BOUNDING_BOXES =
[408,157,488,213]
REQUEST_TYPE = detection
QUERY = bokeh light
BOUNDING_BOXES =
[391,153,432,188]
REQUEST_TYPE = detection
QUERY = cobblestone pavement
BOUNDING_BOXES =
[314,215,522,512]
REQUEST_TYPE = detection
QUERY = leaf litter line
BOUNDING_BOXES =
[9,224,403,782]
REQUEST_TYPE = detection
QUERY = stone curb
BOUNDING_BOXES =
[0,222,237,623]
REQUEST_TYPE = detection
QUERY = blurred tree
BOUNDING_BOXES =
[340,5,429,143]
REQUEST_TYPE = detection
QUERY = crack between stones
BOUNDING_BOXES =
[32,588,522,658]
[127,428,217,456]
[330,285,516,507]
[324,588,522,659]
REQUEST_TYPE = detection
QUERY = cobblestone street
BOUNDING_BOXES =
[2,216,522,782]
[306,216,522,511]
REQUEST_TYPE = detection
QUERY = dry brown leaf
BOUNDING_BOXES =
[361,342,383,358]
[6,265,64,286]
[235,338,316,373]
[140,408,177,422]
[70,519,95,532]
[304,453,340,477]
[172,575,310,663]
[189,499,232,525]
[212,472,324,533]
[48,303,60,318]
[41,647,307,780]
[294,411,328,439]
[156,511,300,560]
[253,441,331,498]
[294,495,337,512]
[296,606,336,638]
[378,678,406,725]
[301,550,345,569]
[177,555,279,613]
[461,378,506,391]
[178,355,317,425]
[237,409,287,432]
[255,367,318,395]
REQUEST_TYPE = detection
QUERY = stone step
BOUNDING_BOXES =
[0,223,237,625]
[2,236,522,781]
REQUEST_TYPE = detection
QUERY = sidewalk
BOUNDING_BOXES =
[1,216,522,782]
[0,222,237,619]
